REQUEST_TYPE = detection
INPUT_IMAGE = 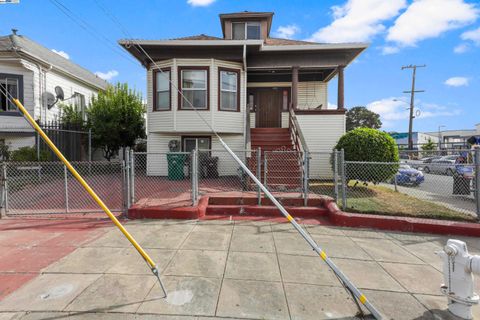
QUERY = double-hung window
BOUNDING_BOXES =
[154,69,171,111]
[232,22,261,40]
[73,92,86,120]
[179,67,208,110]
[0,73,23,114]
[219,69,239,111]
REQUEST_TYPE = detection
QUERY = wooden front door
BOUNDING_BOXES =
[255,88,283,128]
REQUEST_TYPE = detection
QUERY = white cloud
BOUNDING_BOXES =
[381,46,400,55]
[461,26,480,44]
[51,49,69,59]
[95,70,119,81]
[386,0,479,47]
[187,0,215,7]
[454,43,470,53]
[367,97,461,128]
[274,25,300,39]
[444,76,469,87]
[307,0,406,43]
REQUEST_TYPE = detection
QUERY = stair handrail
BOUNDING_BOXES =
[245,104,251,149]
[289,107,309,154]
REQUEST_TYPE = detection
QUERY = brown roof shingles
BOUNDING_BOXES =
[170,34,319,46]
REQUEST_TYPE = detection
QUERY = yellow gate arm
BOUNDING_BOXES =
[12,98,167,296]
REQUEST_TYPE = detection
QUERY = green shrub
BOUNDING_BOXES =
[10,146,50,162]
[334,128,399,183]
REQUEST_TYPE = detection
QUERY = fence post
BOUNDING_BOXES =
[121,160,127,217]
[64,165,69,213]
[130,149,135,205]
[0,163,5,218]
[256,147,261,205]
[394,173,398,192]
[125,151,131,210]
[36,131,40,161]
[88,128,92,162]
[3,163,7,215]
[475,148,480,221]
[263,152,268,189]
[303,151,310,206]
[191,150,198,206]
[333,151,339,201]
[340,149,347,210]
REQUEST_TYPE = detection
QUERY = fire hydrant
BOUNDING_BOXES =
[437,239,480,319]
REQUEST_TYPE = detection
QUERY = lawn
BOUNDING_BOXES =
[309,180,476,222]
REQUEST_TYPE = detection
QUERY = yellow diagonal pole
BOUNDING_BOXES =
[12,98,167,297]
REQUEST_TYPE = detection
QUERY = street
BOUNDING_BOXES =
[383,173,477,217]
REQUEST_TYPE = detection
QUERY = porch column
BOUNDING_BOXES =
[291,66,299,109]
[337,65,345,110]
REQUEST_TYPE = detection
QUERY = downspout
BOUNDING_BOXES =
[243,45,250,150]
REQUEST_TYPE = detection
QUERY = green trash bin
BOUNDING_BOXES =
[167,153,186,180]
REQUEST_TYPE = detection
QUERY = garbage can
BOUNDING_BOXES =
[201,156,219,178]
[453,174,471,195]
[167,153,186,180]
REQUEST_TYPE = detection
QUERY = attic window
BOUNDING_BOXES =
[232,22,261,40]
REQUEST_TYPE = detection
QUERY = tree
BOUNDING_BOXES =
[346,106,382,131]
[421,138,436,151]
[88,83,146,161]
[334,128,399,183]
[60,103,84,128]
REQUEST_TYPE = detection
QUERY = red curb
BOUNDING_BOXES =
[325,200,480,237]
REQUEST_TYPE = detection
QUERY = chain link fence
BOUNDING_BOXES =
[1,160,124,216]
[341,148,479,221]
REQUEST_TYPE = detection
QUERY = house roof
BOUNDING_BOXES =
[0,33,108,90]
[171,34,222,41]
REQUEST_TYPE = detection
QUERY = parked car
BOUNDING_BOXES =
[452,156,474,195]
[423,157,457,175]
[392,164,425,186]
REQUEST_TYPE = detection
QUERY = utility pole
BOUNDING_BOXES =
[402,64,426,150]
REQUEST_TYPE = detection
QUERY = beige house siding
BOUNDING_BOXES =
[297,114,345,178]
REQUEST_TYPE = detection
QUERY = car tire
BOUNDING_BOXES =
[423,167,430,173]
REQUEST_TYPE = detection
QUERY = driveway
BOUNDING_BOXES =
[383,172,477,216]
[1,219,480,319]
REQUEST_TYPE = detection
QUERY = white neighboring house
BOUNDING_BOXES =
[0,31,108,151]
[120,11,367,179]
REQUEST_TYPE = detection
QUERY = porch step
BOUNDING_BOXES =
[206,205,328,218]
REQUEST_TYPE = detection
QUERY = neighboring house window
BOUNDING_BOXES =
[219,68,239,111]
[153,68,171,111]
[73,92,86,120]
[182,136,211,152]
[0,73,23,114]
[179,67,209,110]
[232,22,261,40]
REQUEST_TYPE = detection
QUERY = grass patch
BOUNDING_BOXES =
[309,180,475,222]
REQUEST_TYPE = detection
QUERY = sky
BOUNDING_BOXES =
[1,0,479,133]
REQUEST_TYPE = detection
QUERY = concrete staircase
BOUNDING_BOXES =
[250,128,302,190]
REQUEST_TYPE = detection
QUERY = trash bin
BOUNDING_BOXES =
[453,174,471,195]
[201,156,219,178]
[167,153,186,180]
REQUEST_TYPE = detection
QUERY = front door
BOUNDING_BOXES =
[255,88,283,128]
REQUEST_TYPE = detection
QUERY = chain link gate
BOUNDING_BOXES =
[2,161,124,216]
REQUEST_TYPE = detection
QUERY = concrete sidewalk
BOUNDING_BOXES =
[1,219,480,319]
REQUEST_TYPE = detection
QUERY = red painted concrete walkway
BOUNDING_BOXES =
[0,216,114,300]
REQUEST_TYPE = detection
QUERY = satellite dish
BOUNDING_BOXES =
[43,92,56,109]
[55,86,65,101]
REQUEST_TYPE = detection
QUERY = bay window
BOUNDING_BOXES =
[219,68,239,111]
[153,68,171,111]
[179,67,208,110]
[0,73,23,114]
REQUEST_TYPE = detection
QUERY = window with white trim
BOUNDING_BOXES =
[232,22,261,40]
[219,70,238,111]
[73,92,86,120]
[180,69,208,109]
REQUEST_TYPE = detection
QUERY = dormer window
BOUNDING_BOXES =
[232,22,261,40]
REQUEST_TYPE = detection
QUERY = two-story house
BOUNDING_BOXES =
[120,11,367,179]
[0,31,108,151]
